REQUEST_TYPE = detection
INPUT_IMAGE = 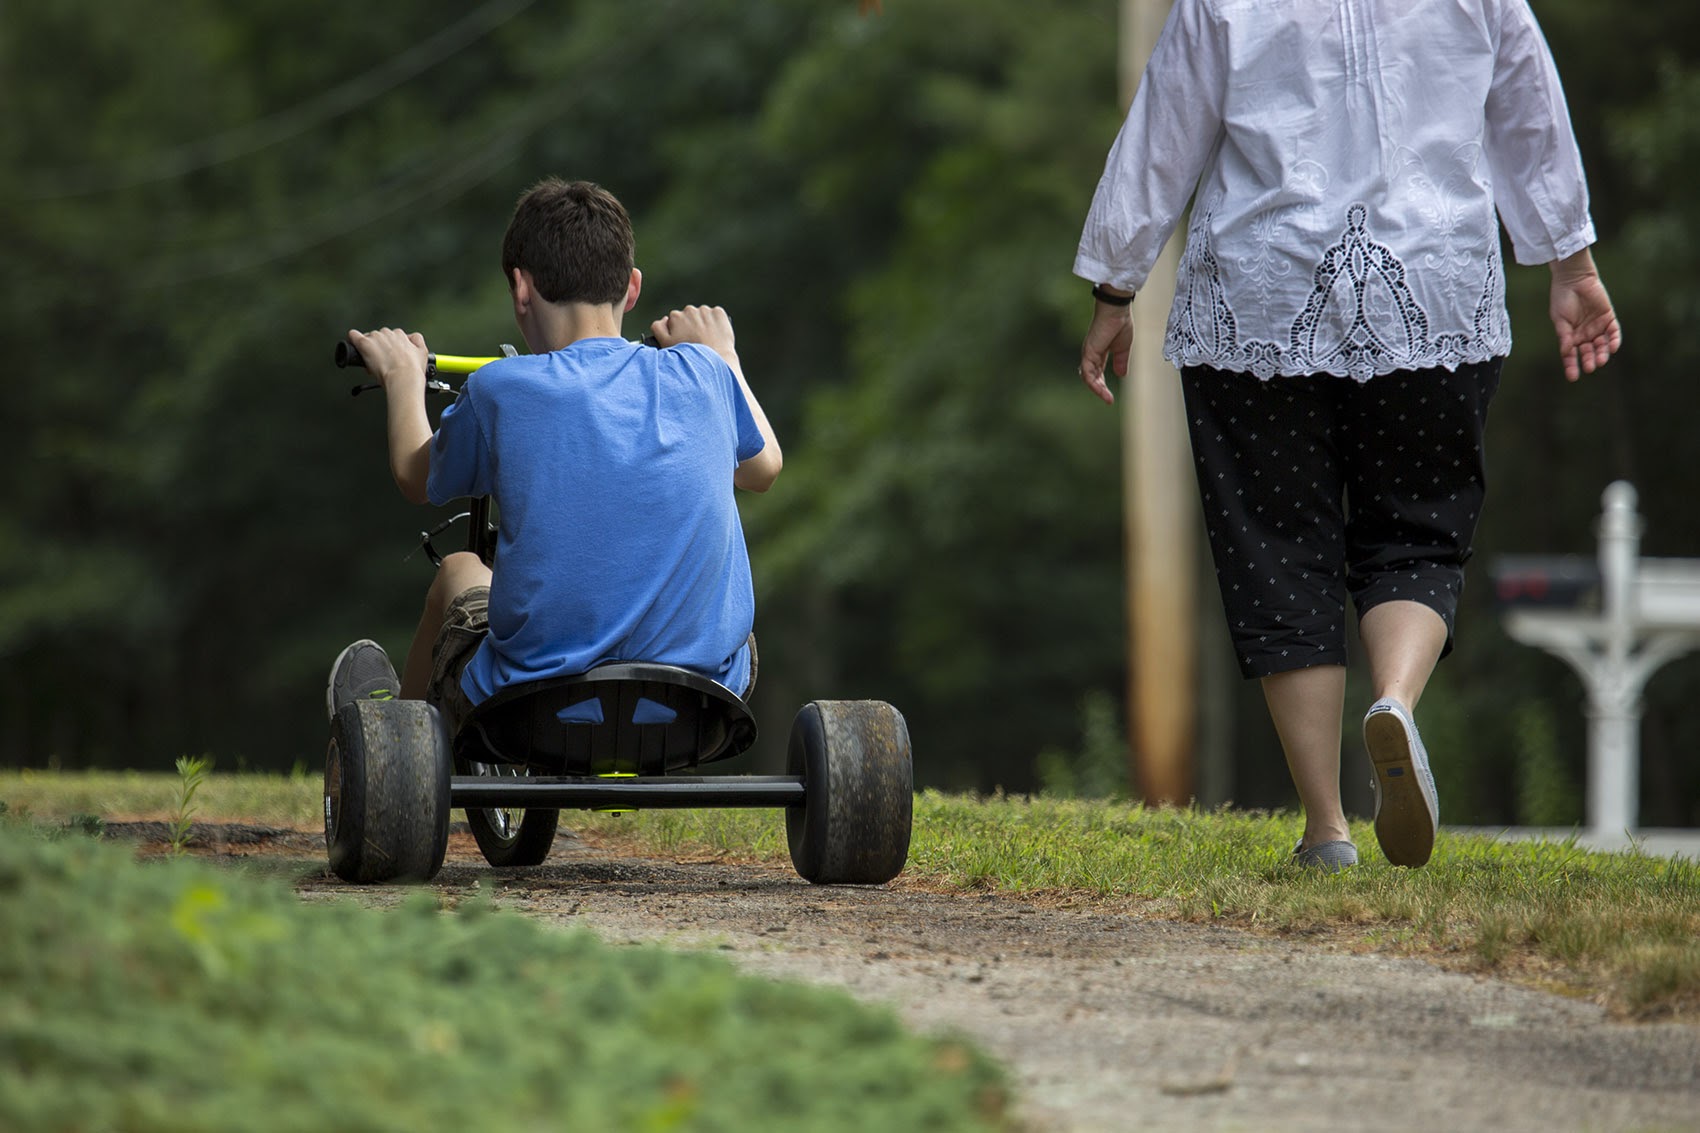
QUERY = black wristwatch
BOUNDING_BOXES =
[1091,284,1133,306]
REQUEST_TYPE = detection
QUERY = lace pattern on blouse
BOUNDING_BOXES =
[1165,203,1511,382]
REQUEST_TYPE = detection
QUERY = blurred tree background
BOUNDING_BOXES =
[2,0,1696,827]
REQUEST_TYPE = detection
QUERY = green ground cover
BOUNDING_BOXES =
[0,807,1009,1132]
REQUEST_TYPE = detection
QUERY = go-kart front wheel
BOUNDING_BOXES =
[785,700,913,884]
[324,700,452,883]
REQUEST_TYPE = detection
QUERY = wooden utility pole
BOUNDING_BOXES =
[1119,0,1196,805]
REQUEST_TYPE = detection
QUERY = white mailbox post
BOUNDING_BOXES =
[1497,481,1700,840]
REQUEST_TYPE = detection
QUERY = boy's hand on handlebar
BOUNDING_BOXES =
[650,305,737,364]
[347,328,429,394]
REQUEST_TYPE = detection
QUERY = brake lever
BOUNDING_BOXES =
[405,511,474,568]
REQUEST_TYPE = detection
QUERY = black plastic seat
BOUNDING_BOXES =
[452,663,757,776]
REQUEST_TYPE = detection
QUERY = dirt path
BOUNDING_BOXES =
[129,822,1700,1132]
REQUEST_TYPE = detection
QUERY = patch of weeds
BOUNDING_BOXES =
[1616,941,1700,1018]
[64,813,104,839]
[1476,915,1513,968]
[1036,690,1129,800]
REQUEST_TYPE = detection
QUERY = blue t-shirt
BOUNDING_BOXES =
[425,337,766,703]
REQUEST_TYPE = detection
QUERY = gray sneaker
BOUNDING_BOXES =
[1293,839,1358,872]
[1364,697,1439,867]
[326,640,399,722]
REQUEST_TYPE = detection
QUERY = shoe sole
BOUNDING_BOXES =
[1365,709,1437,868]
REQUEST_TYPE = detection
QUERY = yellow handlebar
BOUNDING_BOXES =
[334,341,503,381]
[428,354,501,375]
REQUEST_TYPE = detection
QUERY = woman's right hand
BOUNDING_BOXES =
[1548,249,1622,382]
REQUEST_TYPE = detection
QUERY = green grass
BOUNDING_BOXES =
[6,771,1699,1019]
[0,815,1010,1133]
[0,767,324,828]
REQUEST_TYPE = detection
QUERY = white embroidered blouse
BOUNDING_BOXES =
[1073,0,1597,382]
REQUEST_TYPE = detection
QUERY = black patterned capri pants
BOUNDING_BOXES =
[1181,359,1502,679]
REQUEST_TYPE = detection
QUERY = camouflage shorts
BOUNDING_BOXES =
[428,585,489,738]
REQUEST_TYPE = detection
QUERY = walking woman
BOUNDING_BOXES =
[1074,0,1621,869]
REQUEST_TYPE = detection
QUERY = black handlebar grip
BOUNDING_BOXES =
[334,341,365,369]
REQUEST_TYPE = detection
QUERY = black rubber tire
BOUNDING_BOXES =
[785,700,913,884]
[324,700,452,884]
[458,760,561,867]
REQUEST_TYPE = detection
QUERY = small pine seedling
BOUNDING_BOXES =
[168,756,211,856]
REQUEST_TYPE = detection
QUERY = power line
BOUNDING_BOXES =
[141,132,522,288]
[19,0,537,201]
[138,0,700,289]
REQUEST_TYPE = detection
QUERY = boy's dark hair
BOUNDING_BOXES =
[500,178,633,306]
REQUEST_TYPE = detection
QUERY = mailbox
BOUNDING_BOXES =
[1489,554,1600,611]
[1496,482,1700,841]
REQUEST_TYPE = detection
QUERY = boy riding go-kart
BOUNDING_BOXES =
[325,178,911,886]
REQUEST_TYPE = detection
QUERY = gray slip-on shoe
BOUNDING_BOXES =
[1292,839,1358,872]
[1364,697,1439,867]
